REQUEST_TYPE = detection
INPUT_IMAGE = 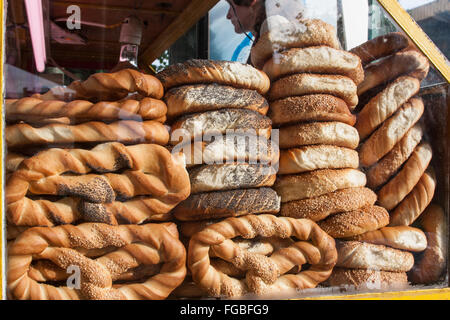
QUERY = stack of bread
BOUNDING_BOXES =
[6,69,191,300]
[156,59,337,298]
[348,33,446,286]
[252,18,388,253]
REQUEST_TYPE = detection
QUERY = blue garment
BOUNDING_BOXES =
[231,33,254,62]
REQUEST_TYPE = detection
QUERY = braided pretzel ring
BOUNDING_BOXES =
[188,214,337,297]
[7,223,186,300]
[39,69,164,101]
[6,97,167,124]
[6,142,190,226]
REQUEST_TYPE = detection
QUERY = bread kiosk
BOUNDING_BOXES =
[1,0,449,300]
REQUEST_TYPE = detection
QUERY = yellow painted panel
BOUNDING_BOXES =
[377,0,450,82]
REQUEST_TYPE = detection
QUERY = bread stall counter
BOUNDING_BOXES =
[1,0,449,300]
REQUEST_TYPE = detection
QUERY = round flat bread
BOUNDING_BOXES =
[164,84,269,119]
[173,188,280,221]
[157,59,270,95]
[269,94,355,127]
[274,168,366,203]
[269,74,358,109]
[279,145,359,175]
[279,121,359,149]
[263,46,363,84]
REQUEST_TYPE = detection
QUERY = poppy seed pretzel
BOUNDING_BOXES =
[7,222,187,300]
[38,69,164,101]
[188,214,337,297]
[6,142,190,226]
[5,97,167,125]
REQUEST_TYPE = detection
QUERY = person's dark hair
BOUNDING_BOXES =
[231,0,266,41]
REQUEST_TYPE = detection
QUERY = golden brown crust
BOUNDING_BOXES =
[335,241,414,272]
[251,18,341,69]
[5,97,167,125]
[164,84,269,119]
[409,204,447,284]
[350,32,410,66]
[269,94,355,127]
[7,223,186,300]
[263,46,363,84]
[318,205,389,238]
[358,50,430,96]
[279,121,359,149]
[355,76,421,140]
[377,142,432,211]
[389,170,436,226]
[280,187,377,222]
[173,188,280,221]
[274,169,366,203]
[188,214,337,297]
[326,268,409,290]
[366,124,423,189]
[359,98,424,167]
[6,120,169,148]
[6,152,26,173]
[157,59,270,94]
[278,145,359,175]
[269,74,358,109]
[346,226,427,252]
[39,69,164,101]
[6,142,190,226]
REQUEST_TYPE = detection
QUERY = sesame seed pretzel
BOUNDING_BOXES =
[6,142,190,226]
[6,97,167,125]
[188,214,337,297]
[7,222,186,300]
[38,69,164,101]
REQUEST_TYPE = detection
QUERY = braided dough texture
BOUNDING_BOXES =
[269,94,356,127]
[188,214,337,297]
[164,84,269,119]
[7,222,186,300]
[409,204,447,284]
[39,69,164,101]
[274,169,367,203]
[157,59,270,95]
[6,97,167,125]
[251,18,341,69]
[6,142,190,226]
[6,120,169,148]
[263,46,363,84]
[346,226,427,252]
[335,241,414,272]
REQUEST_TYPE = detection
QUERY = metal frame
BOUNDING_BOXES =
[0,0,449,300]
